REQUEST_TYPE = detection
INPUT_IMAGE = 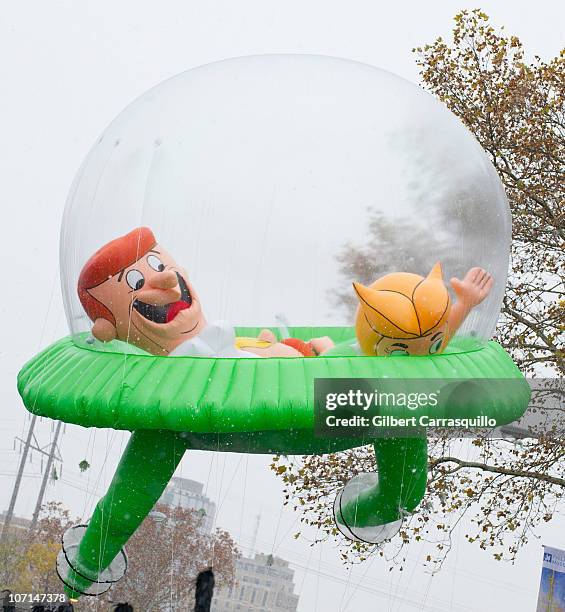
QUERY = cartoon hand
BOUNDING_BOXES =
[258,329,277,343]
[310,336,334,355]
[450,268,493,308]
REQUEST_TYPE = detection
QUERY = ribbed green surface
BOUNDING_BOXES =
[18,329,529,448]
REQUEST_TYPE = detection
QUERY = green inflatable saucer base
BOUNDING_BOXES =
[18,329,530,456]
[16,328,530,599]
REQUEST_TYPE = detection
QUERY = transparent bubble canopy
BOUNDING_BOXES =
[60,54,511,353]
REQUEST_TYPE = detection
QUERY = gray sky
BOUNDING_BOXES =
[1,1,563,610]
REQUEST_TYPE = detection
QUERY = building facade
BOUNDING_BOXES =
[158,476,216,533]
[212,552,299,612]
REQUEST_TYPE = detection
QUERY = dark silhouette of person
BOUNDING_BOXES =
[194,568,215,612]
[1,589,15,612]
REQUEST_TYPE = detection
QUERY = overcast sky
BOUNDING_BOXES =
[1,1,563,610]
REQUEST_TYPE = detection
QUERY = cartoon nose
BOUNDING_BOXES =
[149,270,178,290]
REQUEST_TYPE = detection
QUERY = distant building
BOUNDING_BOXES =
[212,552,299,612]
[0,512,31,538]
[158,477,216,533]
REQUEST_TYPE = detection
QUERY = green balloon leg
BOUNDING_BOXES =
[64,429,187,598]
[336,437,428,529]
[64,432,427,597]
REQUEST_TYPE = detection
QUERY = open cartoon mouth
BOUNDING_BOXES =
[132,273,192,324]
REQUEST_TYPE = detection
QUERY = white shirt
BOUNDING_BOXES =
[169,320,256,358]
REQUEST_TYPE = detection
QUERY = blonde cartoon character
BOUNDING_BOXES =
[353,263,493,356]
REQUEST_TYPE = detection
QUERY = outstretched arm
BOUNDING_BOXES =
[448,267,493,337]
[257,329,335,356]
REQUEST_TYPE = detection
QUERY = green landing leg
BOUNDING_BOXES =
[336,436,428,529]
[63,429,187,598]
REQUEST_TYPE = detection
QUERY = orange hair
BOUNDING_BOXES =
[354,263,450,354]
[77,227,156,325]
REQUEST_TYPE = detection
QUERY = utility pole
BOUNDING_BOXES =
[1,416,64,541]
[0,414,38,542]
[30,420,63,530]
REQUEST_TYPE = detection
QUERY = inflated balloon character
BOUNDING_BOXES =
[16,55,531,596]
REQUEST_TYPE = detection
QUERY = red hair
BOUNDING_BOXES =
[78,227,157,325]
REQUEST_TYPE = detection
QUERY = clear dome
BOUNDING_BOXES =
[60,54,511,356]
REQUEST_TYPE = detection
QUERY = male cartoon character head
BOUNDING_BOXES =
[78,227,206,355]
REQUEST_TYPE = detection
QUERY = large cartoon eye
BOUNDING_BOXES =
[126,269,145,291]
[147,254,165,272]
[429,337,443,354]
